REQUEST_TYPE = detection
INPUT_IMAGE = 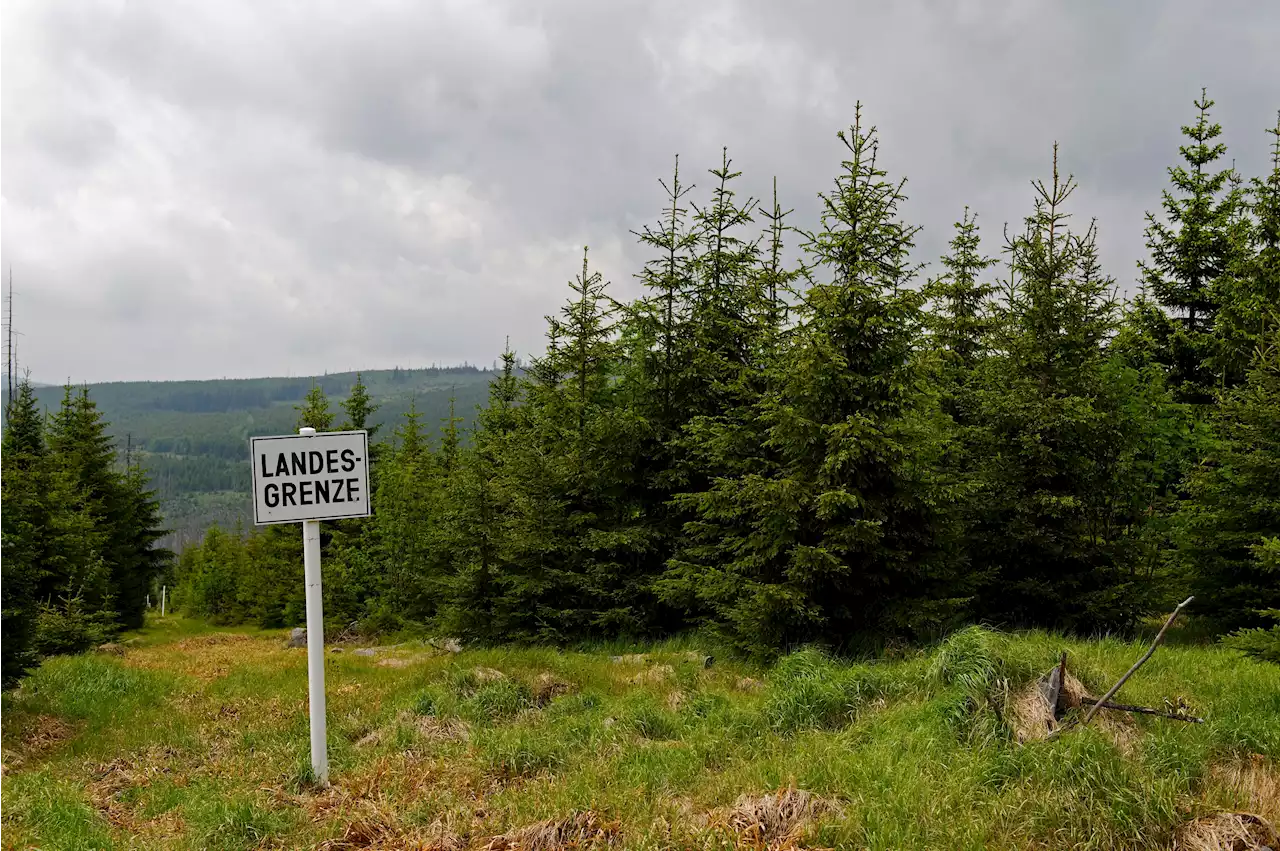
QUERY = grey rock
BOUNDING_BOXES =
[286,627,307,649]
[354,648,377,657]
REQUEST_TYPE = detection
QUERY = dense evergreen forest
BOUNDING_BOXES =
[3,93,1277,690]
[1,383,170,688]
[172,95,1280,662]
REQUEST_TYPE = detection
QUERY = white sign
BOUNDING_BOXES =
[250,430,371,525]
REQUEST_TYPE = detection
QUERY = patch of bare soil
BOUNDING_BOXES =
[481,811,619,851]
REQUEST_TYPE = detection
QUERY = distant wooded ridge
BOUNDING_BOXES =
[4,364,506,550]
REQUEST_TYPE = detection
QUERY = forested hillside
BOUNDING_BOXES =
[5,366,497,549]
[160,95,1280,663]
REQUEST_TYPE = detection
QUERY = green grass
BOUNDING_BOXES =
[2,616,1277,850]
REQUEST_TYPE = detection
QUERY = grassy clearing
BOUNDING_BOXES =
[2,617,1277,850]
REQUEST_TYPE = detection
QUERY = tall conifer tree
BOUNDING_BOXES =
[1120,90,1250,404]
[663,106,964,655]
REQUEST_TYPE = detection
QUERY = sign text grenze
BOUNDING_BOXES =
[251,430,371,525]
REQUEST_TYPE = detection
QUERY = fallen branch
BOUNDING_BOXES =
[1080,697,1203,723]
[1046,595,1194,741]
[1081,596,1194,728]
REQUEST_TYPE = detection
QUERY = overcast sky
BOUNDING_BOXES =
[2,0,1277,384]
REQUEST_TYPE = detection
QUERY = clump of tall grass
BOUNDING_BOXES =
[15,654,178,726]
[474,724,569,779]
[763,648,900,733]
[928,626,1014,742]
[618,692,683,740]
[928,625,1003,692]
[459,679,532,723]
[417,664,535,724]
[187,795,289,851]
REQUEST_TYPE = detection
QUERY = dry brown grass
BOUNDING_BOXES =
[1008,672,1139,752]
[86,758,148,831]
[1172,812,1280,851]
[4,714,81,771]
[380,710,471,745]
[472,667,507,684]
[308,785,466,851]
[84,746,184,835]
[25,713,78,752]
[125,632,286,682]
[629,665,673,686]
[531,673,574,706]
[1207,755,1280,825]
[1009,683,1058,743]
[481,810,619,851]
[714,787,842,850]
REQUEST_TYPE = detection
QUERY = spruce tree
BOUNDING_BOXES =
[922,208,998,379]
[1,471,43,683]
[436,344,521,639]
[340,372,380,436]
[685,149,761,408]
[1178,323,1280,633]
[370,401,437,620]
[1121,89,1250,404]
[3,375,45,458]
[295,383,334,431]
[47,385,160,628]
[628,155,700,427]
[2,378,48,686]
[663,106,965,656]
[113,461,171,629]
[969,147,1170,631]
[331,372,382,561]
[1214,112,1280,385]
[438,395,462,475]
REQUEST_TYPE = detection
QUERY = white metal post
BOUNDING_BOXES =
[299,426,329,786]
[161,586,166,617]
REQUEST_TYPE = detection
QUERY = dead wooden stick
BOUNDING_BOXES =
[1080,697,1203,723]
[1079,596,1194,729]
[1055,652,1068,716]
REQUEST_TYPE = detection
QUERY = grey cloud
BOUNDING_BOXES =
[1,0,1277,383]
